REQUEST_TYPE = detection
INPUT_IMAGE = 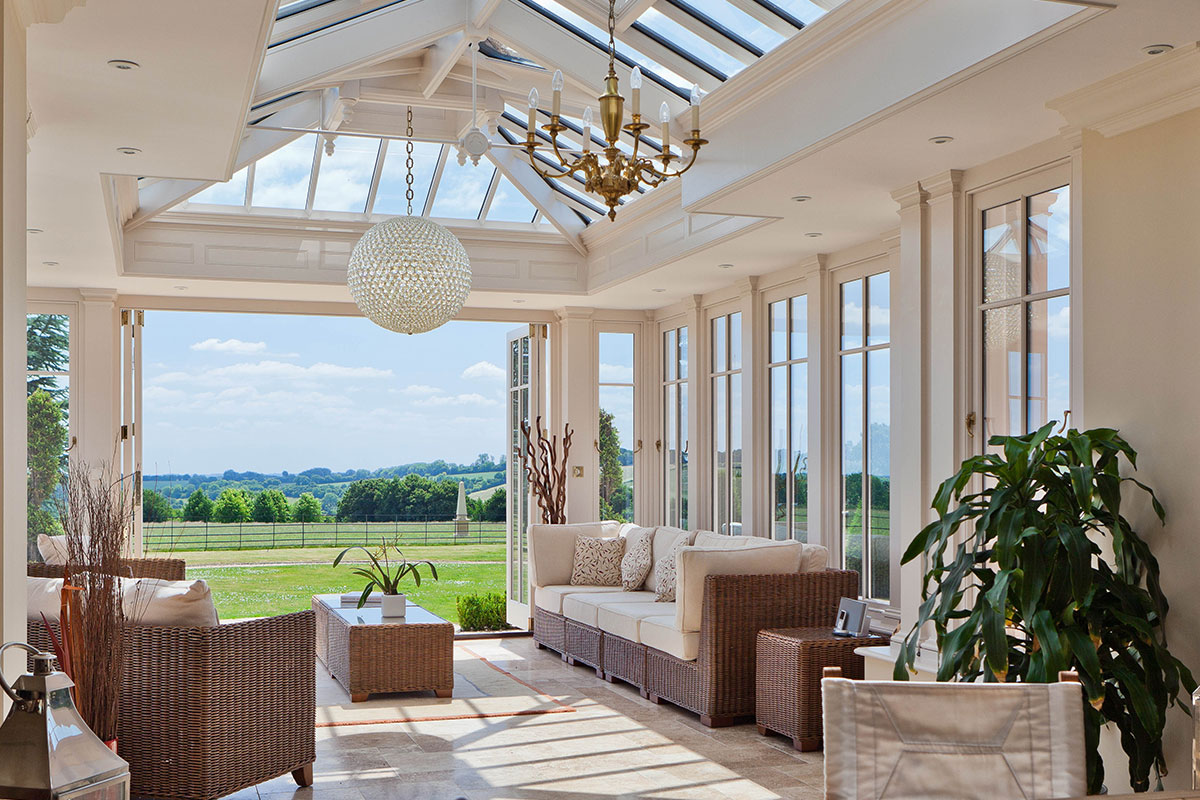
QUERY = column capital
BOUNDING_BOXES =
[737,275,759,295]
[801,253,829,276]
[555,306,594,322]
[1058,124,1085,151]
[79,288,118,303]
[920,169,963,201]
[890,182,927,211]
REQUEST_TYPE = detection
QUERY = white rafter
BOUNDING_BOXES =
[724,0,798,38]
[485,130,588,254]
[419,31,470,97]
[652,2,759,66]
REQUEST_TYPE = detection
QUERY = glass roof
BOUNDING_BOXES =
[178,134,539,225]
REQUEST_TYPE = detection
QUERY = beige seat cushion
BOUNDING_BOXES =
[37,534,69,565]
[534,584,625,614]
[674,544,803,633]
[596,601,670,641]
[639,615,699,661]
[26,576,63,622]
[822,678,1087,800]
[562,591,656,627]
[528,522,624,589]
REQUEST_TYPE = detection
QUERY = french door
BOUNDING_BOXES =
[120,308,144,555]
[506,324,546,628]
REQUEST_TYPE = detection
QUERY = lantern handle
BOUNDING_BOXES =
[0,641,42,706]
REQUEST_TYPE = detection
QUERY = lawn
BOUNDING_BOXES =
[192,561,505,624]
[180,544,505,567]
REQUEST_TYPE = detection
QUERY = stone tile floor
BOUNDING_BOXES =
[246,636,824,800]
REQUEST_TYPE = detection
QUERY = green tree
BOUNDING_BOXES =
[482,487,507,522]
[26,315,69,405]
[27,389,67,558]
[597,408,628,521]
[213,488,252,523]
[183,489,214,522]
[142,489,175,523]
[252,489,291,523]
[292,492,322,522]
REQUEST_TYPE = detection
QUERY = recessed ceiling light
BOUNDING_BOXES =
[791,195,812,203]
[174,285,188,291]
[1142,44,1174,56]
[108,59,140,71]
[928,135,954,145]
[717,263,734,269]
[652,288,666,293]
[42,261,59,267]
[512,298,526,303]
[116,146,142,155]
[805,232,822,238]
[27,228,42,234]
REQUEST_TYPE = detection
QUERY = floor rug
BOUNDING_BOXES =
[315,643,575,727]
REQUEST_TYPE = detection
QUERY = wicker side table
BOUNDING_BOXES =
[755,626,888,751]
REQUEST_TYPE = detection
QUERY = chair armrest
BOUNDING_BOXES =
[27,557,187,580]
[527,522,610,588]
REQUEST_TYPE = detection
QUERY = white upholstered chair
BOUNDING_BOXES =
[821,669,1087,800]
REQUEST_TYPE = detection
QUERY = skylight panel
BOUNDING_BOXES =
[312,136,381,213]
[372,141,440,216]
[429,158,496,220]
[633,7,743,79]
[764,0,829,26]
[189,167,248,206]
[521,0,693,95]
[479,37,544,70]
[486,177,539,224]
[250,133,318,210]
[668,0,787,52]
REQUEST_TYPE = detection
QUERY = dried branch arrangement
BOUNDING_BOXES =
[54,458,136,744]
[519,416,573,524]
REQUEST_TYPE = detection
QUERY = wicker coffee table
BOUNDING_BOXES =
[755,626,888,751]
[313,594,454,702]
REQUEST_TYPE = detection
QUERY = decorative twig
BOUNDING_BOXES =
[519,416,573,524]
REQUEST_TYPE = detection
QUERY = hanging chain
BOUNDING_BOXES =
[607,0,616,75]
[405,105,415,216]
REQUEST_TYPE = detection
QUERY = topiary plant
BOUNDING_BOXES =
[895,422,1195,793]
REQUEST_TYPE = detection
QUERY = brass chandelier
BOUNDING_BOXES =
[522,0,706,221]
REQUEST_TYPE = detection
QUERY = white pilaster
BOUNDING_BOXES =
[805,255,831,549]
[738,276,764,536]
[684,294,706,530]
[555,307,599,523]
[76,290,121,469]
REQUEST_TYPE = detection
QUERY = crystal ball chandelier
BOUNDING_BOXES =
[347,108,472,335]
[523,0,706,221]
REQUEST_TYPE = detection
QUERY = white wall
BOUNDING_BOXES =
[1080,108,1200,791]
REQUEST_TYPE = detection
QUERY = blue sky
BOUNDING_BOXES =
[142,312,513,474]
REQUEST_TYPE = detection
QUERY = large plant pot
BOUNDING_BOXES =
[381,593,406,618]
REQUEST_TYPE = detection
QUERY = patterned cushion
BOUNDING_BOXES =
[620,528,654,591]
[654,531,690,602]
[569,535,625,586]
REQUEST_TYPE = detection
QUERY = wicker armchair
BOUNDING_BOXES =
[25,561,316,800]
[27,556,187,581]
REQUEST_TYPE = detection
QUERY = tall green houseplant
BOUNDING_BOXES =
[895,423,1195,793]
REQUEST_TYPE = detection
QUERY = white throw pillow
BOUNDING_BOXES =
[37,534,69,565]
[654,531,691,602]
[26,576,64,622]
[569,536,625,586]
[123,577,219,627]
[620,527,654,591]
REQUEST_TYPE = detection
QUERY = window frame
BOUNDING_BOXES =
[26,301,78,453]
[764,287,810,542]
[969,162,1074,450]
[706,304,743,535]
[660,319,689,529]
[596,326,640,523]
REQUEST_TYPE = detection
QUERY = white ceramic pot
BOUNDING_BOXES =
[381,593,407,618]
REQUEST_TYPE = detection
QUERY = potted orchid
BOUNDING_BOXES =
[333,538,438,617]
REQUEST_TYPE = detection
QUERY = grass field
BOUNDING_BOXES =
[193,560,505,623]
[143,521,506,552]
[180,544,505,567]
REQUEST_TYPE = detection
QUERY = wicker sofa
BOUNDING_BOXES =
[529,523,858,727]
[26,558,316,800]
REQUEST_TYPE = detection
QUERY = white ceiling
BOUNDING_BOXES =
[25,0,1200,314]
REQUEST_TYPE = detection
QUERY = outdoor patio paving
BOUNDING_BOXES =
[249,637,824,800]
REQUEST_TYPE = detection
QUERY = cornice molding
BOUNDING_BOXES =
[11,0,87,27]
[1047,42,1200,138]
[555,306,595,322]
[890,182,927,210]
[920,169,963,201]
[78,288,118,303]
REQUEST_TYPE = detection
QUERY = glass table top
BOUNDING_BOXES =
[314,595,449,626]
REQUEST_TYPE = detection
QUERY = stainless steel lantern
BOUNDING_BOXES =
[0,642,129,800]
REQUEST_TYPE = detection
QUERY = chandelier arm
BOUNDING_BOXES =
[524,152,583,181]
[639,148,701,182]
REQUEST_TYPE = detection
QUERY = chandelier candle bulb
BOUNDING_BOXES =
[582,107,593,152]
[630,66,642,118]
[527,87,539,138]
[660,101,671,156]
[690,84,701,131]
[551,69,563,118]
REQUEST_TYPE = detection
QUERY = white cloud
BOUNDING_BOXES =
[599,363,633,383]
[397,384,442,396]
[190,338,267,355]
[461,361,504,381]
[412,392,498,408]
[152,360,393,387]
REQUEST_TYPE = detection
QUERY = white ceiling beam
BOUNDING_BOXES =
[419,31,470,98]
[470,0,503,28]
[490,1,686,115]
[326,55,424,82]
[724,0,797,38]
[613,0,656,32]
[614,24,724,91]
[359,77,481,111]
[486,133,588,255]
[129,93,326,229]
[269,0,396,46]
[255,0,468,105]
[652,2,757,65]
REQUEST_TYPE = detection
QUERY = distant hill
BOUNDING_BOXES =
[145,455,507,515]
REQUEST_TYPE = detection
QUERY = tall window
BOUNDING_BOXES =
[598,332,635,522]
[662,326,688,528]
[27,313,71,561]
[981,186,1070,440]
[840,275,890,601]
[711,311,742,535]
[768,295,808,541]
